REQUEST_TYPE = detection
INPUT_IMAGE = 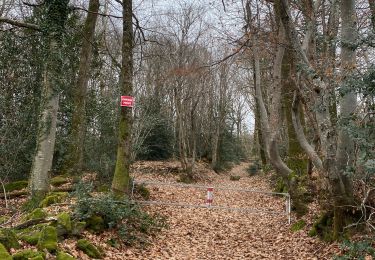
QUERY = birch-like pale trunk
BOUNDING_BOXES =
[30,73,59,198]
[30,0,70,199]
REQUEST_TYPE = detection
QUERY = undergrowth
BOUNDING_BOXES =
[72,181,166,246]
[334,239,375,260]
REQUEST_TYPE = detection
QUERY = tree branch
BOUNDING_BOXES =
[292,91,323,170]
[0,17,40,31]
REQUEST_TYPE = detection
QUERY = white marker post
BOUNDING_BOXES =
[206,187,213,207]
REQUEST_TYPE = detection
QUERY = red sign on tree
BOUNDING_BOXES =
[121,96,134,107]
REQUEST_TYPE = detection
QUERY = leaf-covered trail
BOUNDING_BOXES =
[118,162,337,259]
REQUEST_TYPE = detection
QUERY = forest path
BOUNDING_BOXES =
[117,162,335,259]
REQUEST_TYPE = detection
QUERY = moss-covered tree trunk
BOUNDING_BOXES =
[281,48,308,216]
[30,0,70,200]
[111,0,133,196]
[65,0,100,175]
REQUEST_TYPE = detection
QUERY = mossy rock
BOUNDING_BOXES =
[290,219,306,232]
[4,181,28,193]
[12,249,45,260]
[0,243,12,260]
[39,192,68,208]
[71,221,86,236]
[134,184,150,200]
[0,229,20,250]
[76,239,103,259]
[50,176,69,187]
[37,226,57,252]
[56,251,76,260]
[86,215,105,233]
[229,175,241,181]
[56,212,72,237]
[19,231,40,245]
[24,208,47,221]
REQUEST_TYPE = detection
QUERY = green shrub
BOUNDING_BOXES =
[247,164,258,176]
[334,239,375,259]
[73,191,166,245]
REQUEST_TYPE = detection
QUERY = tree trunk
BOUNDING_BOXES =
[30,0,70,200]
[281,46,309,215]
[211,63,228,170]
[65,0,100,175]
[333,0,357,239]
[369,0,375,31]
[112,0,133,196]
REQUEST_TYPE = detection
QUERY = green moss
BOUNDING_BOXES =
[24,208,47,221]
[39,192,68,208]
[50,176,69,187]
[229,175,241,181]
[86,215,105,233]
[274,178,288,193]
[76,239,103,259]
[29,256,44,260]
[290,219,306,232]
[308,227,317,237]
[71,221,86,236]
[12,249,45,260]
[0,243,12,260]
[37,226,57,252]
[0,216,10,224]
[308,212,334,242]
[56,251,76,260]
[0,229,20,250]
[4,181,28,192]
[56,212,72,236]
[112,143,130,196]
[96,184,110,192]
[19,231,40,245]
